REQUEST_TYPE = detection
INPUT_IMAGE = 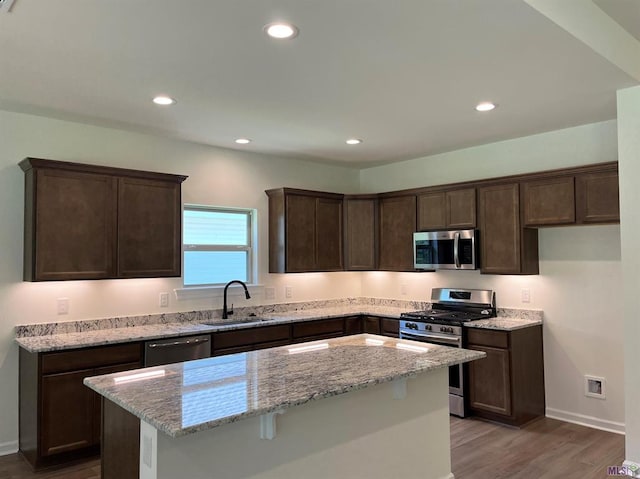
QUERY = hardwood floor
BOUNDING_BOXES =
[0,456,100,479]
[451,417,625,479]
[0,417,625,478]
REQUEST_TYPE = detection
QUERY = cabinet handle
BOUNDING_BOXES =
[453,232,461,269]
[147,337,210,349]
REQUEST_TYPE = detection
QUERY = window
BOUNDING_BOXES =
[183,206,254,286]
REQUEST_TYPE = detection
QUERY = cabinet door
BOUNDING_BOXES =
[417,193,446,230]
[315,197,343,271]
[41,369,95,456]
[344,316,362,335]
[378,196,417,271]
[447,188,476,228]
[117,177,182,277]
[31,169,117,281]
[91,362,142,445]
[344,198,378,270]
[362,316,381,334]
[468,345,512,416]
[285,194,316,272]
[576,171,620,224]
[380,318,399,337]
[522,177,575,226]
[478,184,526,274]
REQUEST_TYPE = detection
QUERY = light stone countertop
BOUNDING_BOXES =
[15,303,543,353]
[464,317,543,331]
[83,333,486,438]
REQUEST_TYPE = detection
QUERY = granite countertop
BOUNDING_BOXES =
[15,303,543,353]
[14,304,413,353]
[465,317,542,331]
[83,333,485,438]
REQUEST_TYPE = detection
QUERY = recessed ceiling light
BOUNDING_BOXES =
[152,95,176,106]
[264,22,299,39]
[346,138,362,145]
[475,102,496,112]
[235,138,251,144]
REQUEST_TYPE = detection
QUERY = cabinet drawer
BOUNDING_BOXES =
[467,329,509,349]
[41,343,142,375]
[292,318,344,339]
[214,325,290,350]
[380,318,399,337]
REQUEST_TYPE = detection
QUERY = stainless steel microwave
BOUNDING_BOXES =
[413,229,478,270]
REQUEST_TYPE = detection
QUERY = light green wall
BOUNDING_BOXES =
[359,120,618,192]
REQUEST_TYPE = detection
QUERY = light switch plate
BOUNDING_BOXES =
[159,292,169,308]
[521,288,531,303]
[57,298,69,315]
[285,286,292,299]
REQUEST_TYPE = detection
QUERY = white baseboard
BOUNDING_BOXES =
[0,440,18,456]
[546,407,625,434]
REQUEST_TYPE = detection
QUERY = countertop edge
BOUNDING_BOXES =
[16,309,542,353]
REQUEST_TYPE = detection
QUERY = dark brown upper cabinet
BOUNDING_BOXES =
[576,169,620,224]
[522,176,575,226]
[378,194,416,271]
[417,188,476,230]
[343,195,378,270]
[20,158,186,281]
[266,188,344,273]
[478,183,538,275]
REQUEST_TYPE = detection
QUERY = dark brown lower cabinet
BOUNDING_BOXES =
[19,343,142,470]
[292,318,346,342]
[23,316,403,474]
[362,316,382,334]
[380,318,400,337]
[40,369,95,457]
[212,324,291,356]
[467,326,544,426]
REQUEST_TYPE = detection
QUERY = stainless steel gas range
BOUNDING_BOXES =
[400,288,496,417]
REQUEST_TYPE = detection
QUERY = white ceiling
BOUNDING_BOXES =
[0,0,638,167]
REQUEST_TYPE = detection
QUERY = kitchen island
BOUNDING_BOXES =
[84,333,485,479]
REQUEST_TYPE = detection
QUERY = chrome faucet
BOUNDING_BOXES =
[222,280,251,319]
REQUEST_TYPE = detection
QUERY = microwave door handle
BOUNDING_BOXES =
[453,232,461,268]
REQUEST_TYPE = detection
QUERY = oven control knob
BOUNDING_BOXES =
[426,325,432,331]
[442,327,452,333]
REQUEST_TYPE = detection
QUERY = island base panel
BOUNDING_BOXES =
[141,370,452,479]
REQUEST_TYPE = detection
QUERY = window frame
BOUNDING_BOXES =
[182,204,254,287]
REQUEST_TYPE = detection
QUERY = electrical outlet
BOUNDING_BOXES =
[285,285,293,299]
[57,298,69,315]
[159,292,169,308]
[265,287,276,300]
[400,283,408,295]
[521,288,531,303]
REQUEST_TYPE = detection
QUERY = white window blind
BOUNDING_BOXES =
[183,206,253,286]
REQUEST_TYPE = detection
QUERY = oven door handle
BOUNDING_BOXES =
[454,231,461,269]
[400,331,461,346]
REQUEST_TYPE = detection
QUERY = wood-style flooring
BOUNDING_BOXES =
[451,417,625,478]
[0,417,625,479]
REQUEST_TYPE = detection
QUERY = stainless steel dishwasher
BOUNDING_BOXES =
[144,334,211,367]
